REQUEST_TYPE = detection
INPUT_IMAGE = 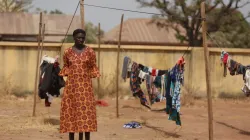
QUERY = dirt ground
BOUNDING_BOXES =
[0,95,250,140]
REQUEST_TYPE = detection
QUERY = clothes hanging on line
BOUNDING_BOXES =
[138,62,168,104]
[39,55,65,107]
[221,51,250,96]
[122,56,185,126]
[128,60,169,107]
[165,61,185,126]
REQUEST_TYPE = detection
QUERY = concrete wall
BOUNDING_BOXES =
[1,42,250,97]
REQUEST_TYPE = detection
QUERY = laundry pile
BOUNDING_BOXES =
[221,51,250,96]
[122,56,185,125]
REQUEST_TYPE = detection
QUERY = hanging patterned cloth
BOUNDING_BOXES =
[129,62,150,109]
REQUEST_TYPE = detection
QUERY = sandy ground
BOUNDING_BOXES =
[0,96,250,140]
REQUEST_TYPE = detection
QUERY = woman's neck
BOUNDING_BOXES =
[74,44,85,50]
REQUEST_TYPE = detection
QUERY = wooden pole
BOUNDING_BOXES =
[97,23,101,99]
[40,24,46,58]
[116,14,124,118]
[32,12,43,117]
[80,0,85,29]
[37,24,46,102]
[201,2,214,140]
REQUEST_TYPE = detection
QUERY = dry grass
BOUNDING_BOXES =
[93,74,117,99]
[181,86,200,106]
[0,74,33,98]
[218,92,247,100]
[1,94,250,140]
[0,112,58,134]
[0,96,61,135]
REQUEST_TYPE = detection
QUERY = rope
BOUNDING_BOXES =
[81,3,202,20]
[206,32,223,51]
[60,1,80,47]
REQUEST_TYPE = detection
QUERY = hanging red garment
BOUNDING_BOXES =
[177,56,185,65]
[223,53,229,64]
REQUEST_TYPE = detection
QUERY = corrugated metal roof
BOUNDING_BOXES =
[0,12,81,42]
[103,18,188,45]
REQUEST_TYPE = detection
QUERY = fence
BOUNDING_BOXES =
[1,42,250,98]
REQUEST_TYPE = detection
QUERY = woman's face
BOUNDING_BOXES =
[74,33,85,45]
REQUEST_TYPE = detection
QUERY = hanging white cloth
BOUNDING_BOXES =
[138,70,148,80]
[242,69,250,96]
[40,55,59,65]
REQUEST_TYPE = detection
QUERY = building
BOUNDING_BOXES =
[0,12,81,42]
[103,18,188,46]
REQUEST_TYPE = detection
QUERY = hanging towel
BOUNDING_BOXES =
[160,75,165,101]
[145,74,153,105]
[139,70,148,80]
[242,68,250,96]
[122,56,131,82]
[128,61,133,72]
[148,67,153,73]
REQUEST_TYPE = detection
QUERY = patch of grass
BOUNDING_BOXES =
[43,118,60,125]
[0,74,33,98]
[181,86,200,106]
[1,73,14,96]
[218,92,246,100]
[12,90,33,98]
[93,74,116,99]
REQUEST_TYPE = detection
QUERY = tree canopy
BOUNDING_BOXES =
[137,0,250,48]
[64,22,104,44]
[0,0,32,12]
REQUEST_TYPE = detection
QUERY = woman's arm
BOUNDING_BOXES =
[59,50,69,77]
[88,49,101,78]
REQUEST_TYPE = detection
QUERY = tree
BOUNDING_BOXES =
[50,9,63,14]
[0,0,32,12]
[34,8,63,15]
[209,9,250,48]
[136,0,250,47]
[34,7,47,14]
[64,22,104,44]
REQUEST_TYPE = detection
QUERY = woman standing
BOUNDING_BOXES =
[59,29,100,140]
